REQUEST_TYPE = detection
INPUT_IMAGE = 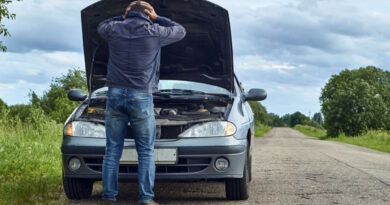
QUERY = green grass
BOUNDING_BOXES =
[0,117,63,204]
[329,131,390,153]
[294,125,390,154]
[255,122,272,137]
[294,124,327,139]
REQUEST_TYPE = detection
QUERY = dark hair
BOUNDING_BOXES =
[130,1,148,13]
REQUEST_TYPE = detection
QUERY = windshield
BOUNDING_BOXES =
[92,80,231,97]
[158,80,230,95]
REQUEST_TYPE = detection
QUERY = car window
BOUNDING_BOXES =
[92,80,231,96]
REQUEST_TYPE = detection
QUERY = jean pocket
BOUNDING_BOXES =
[129,98,153,119]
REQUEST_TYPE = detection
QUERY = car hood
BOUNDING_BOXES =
[82,0,234,93]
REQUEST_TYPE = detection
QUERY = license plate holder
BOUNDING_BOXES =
[120,148,177,165]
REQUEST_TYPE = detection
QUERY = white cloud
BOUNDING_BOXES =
[0,50,85,104]
[235,55,297,73]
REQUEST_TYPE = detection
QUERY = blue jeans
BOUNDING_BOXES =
[102,87,156,203]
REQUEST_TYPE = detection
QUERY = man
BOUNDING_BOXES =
[97,1,186,204]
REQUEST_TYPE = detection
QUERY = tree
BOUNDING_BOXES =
[281,114,291,127]
[0,0,21,52]
[289,112,309,127]
[281,112,321,128]
[320,66,390,136]
[312,112,323,126]
[267,113,284,127]
[0,98,7,110]
[249,101,268,124]
[40,69,87,123]
[29,91,40,108]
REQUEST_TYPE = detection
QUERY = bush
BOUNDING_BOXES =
[40,69,87,123]
[0,106,63,204]
[249,101,267,125]
[320,66,390,136]
[294,125,327,139]
[282,112,321,128]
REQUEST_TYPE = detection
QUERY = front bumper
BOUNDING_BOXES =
[61,136,247,181]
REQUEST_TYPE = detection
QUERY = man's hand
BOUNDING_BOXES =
[142,2,158,21]
[123,1,158,21]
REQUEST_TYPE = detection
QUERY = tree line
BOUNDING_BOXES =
[1,66,388,139]
[248,101,323,128]
[251,66,390,138]
[0,69,87,124]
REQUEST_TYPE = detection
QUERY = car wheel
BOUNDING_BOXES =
[63,171,93,200]
[225,157,249,200]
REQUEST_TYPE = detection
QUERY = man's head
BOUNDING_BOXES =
[129,0,148,13]
[123,1,158,21]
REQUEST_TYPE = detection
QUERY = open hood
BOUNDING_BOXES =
[82,0,234,93]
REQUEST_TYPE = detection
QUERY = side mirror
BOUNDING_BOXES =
[68,89,87,101]
[244,88,267,101]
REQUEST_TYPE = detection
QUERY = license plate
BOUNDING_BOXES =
[120,148,177,165]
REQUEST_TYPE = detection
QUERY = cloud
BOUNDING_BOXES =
[0,50,85,104]
[235,55,297,73]
[211,0,390,114]
[1,0,390,116]
[3,0,96,53]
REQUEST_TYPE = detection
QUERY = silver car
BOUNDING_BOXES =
[62,0,267,201]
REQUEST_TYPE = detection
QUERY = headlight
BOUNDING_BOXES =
[64,121,106,138]
[179,121,236,138]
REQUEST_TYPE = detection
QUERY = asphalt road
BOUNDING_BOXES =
[62,128,390,205]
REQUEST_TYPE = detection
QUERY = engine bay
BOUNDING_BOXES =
[77,97,230,139]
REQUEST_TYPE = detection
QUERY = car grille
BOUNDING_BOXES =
[126,125,184,140]
[84,157,211,174]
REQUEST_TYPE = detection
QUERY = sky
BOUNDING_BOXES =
[1,0,390,116]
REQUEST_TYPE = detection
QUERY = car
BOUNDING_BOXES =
[61,0,267,201]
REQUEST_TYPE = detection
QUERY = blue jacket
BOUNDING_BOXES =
[97,11,186,93]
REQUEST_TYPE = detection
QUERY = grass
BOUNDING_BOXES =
[294,124,327,139]
[329,131,390,153]
[0,115,63,204]
[255,122,272,137]
[294,125,390,154]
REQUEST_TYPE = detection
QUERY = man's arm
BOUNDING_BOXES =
[97,16,123,41]
[155,16,187,47]
[142,2,186,47]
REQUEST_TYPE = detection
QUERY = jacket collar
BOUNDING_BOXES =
[126,11,153,24]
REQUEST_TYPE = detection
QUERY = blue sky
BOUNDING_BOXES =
[1,0,390,116]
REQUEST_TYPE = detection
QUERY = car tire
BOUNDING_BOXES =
[63,172,93,200]
[225,158,250,200]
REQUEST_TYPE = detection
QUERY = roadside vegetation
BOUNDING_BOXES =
[248,101,272,137]
[248,100,323,137]
[0,108,63,204]
[0,70,86,204]
[294,125,327,139]
[254,121,272,137]
[292,66,390,154]
[294,125,390,153]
